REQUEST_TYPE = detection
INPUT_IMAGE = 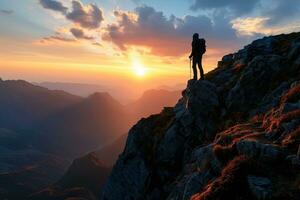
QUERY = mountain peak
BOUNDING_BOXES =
[88,92,114,100]
[102,32,300,200]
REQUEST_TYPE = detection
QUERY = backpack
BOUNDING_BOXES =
[198,38,206,54]
[192,38,206,55]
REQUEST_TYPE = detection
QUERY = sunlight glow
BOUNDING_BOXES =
[135,65,146,76]
[130,51,147,77]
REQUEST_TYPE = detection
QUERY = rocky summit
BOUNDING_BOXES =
[101,32,300,200]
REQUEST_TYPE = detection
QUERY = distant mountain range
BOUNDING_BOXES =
[0,78,181,199]
[0,78,181,157]
[35,81,107,97]
[34,81,184,104]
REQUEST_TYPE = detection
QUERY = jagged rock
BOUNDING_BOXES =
[247,176,272,200]
[250,81,290,116]
[226,55,284,113]
[236,140,283,160]
[157,124,185,164]
[102,157,149,200]
[101,32,300,200]
[288,42,300,61]
[191,144,222,173]
[166,171,214,200]
[101,120,152,200]
[286,154,300,166]
[217,54,234,68]
[286,145,300,166]
[186,80,219,116]
[185,80,220,141]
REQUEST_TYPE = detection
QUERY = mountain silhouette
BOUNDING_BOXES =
[35,81,107,97]
[30,153,110,200]
[0,79,183,199]
[95,134,128,166]
[36,92,132,157]
[0,79,81,130]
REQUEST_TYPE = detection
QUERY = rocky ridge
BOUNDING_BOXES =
[102,32,300,200]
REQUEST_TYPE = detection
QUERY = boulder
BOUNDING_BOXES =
[226,55,284,114]
[236,140,283,161]
[166,171,214,200]
[247,176,272,200]
[191,144,222,173]
[288,42,300,61]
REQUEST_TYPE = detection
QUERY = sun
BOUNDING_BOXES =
[132,57,147,77]
[135,66,146,76]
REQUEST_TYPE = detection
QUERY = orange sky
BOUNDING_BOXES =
[1,0,299,100]
[0,31,230,98]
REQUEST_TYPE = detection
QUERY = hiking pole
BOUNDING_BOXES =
[189,58,191,80]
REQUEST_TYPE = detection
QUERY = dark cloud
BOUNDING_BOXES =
[66,0,104,29]
[39,0,67,14]
[104,6,241,56]
[190,0,260,15]
[0,9,14,15]
[41,35,76,43]
[265,0,300,25]
[39,0,104,29]
[70,28,94,40]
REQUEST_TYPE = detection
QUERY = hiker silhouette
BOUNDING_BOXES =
[189,33,206,80]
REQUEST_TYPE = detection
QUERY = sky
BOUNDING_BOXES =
[1,0,300,99]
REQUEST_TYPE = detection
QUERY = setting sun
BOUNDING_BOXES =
[135,66,146,77]
[131,51,147,77]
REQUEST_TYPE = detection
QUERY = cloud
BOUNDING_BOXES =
[41,34,76,43]
[66,0,104,29]
[103,6,241,57]
[264,0,300,25]
[39,0,104,29]
[231,17,269,36]
[92,42,102,46]
[0,9,14,15]
[39,0,67,14]
[190,0,260,15]
[70,28,94,40]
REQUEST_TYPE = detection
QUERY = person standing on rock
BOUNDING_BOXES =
[189,33,206,80]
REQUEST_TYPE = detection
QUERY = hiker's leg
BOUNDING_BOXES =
[198,56,205,80]
[192,59,198,80]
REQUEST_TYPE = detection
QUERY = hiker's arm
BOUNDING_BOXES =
[189,43,194,58]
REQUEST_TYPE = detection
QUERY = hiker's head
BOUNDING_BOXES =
[193,33,199,40]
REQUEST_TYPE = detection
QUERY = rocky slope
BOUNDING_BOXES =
[102,32,300,200]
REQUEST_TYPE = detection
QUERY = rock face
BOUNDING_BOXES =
[102,32,300,200]
[247,176,272,200]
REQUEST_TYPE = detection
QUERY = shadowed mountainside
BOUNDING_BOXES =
[0,80,181,199]
[127,89,181,119]
[0,80,180,157]
[30,153,111,200]
[102,32,300,200]
[0,79,82,130]
[36,92,132,157]
[95,134,128,167]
